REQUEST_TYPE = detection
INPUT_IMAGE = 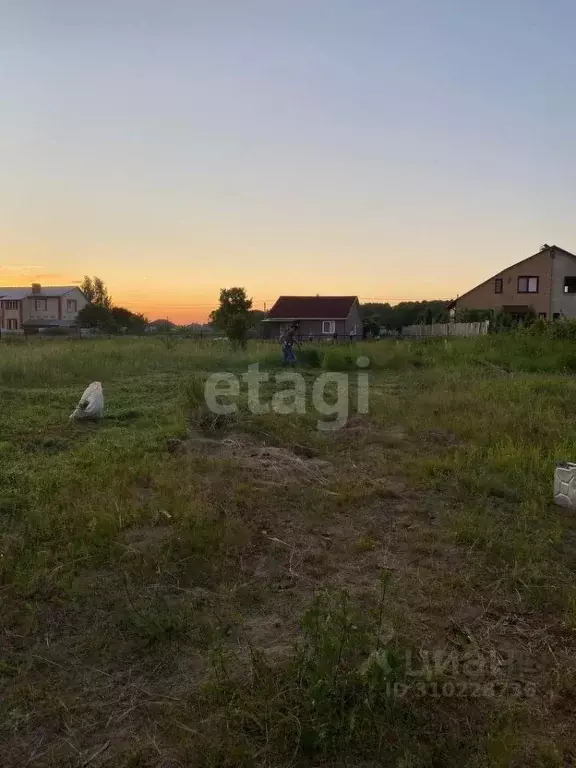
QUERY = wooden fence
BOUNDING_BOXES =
[402,321,490,338]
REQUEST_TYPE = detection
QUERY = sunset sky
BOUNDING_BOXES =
[2,1,575,323]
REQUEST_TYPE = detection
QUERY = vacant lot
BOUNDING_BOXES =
[2,336,576,767]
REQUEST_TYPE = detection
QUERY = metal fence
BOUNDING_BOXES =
[401,321,490,338]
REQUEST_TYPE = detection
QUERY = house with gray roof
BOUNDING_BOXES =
[0,283,88,332]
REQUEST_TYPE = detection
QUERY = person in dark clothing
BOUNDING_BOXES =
[280,323,299,366]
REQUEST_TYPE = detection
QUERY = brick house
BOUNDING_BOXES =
[449,244,576,320]
[262,296,362,340]
[0,283,88,332]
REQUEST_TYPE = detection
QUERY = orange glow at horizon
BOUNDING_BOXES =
[0,268,457,325]
[0,240,516,325]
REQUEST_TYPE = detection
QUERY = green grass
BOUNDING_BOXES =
[1,336,576,766]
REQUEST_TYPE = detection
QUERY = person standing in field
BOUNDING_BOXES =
[280,323,299,366]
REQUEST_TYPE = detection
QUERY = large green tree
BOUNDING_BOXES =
[80,276,112,309]
[209,287,253,348]
[77,276,147,333]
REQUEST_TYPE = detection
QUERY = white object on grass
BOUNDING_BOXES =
[70,381,104,420]
[554,462,576,509]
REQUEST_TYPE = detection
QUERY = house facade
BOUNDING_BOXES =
[450,245,576,320]
[262,296,362,339]
[0,284,88,332]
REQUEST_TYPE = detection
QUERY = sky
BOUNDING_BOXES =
[1,1,575,323]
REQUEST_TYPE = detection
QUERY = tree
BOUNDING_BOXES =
[77,303,147,333]
[111,306,148,334]
[422,306,434,325]
[360,300,449,331]
[455,308,494,323]
[249,309,266,338]
[362,314,380,339]
[209,287,253,348]
[77,303,117,332]
[77,274,146,333]
[80,276,112,309]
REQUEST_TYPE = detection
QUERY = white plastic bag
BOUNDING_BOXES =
[70,381,104,421]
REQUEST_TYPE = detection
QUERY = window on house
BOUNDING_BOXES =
[564,277,576,294]
[6,319,18,330]
[322,320,335,334]
[2,300,18,310]
[539,313,547,319]
[517,276,539,293]
[35,299,47,311]
[494,278,503,294]
[67,299,77,312]
[553,313,561,320]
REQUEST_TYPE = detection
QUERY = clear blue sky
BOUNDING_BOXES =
[1,0,574,321]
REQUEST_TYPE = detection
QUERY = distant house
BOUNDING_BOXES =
[146,319,177,332]
[262,296,361,340]
[449,244,576,320]
[0,283,87,332]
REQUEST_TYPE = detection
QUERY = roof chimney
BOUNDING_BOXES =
[31,283,41,294]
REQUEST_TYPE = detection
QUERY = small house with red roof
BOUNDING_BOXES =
[262,295,361,340]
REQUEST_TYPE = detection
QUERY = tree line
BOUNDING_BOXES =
[78,277,148,334]
[360,300,450,335]
[76,280,452,339]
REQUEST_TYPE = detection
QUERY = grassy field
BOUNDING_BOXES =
[2,335,576,767]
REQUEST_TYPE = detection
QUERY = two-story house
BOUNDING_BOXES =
[450,244,576,320]
[0,283,88,332]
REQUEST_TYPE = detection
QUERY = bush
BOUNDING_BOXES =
[520,317,576,341]
[548,319,576,340]
[297,348,323,368]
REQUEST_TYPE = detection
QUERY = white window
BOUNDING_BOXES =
[322,320,335,334]
[7,319,18,330]
[67,299,78,312]
[35,299,47,311]
[2,300,18,310]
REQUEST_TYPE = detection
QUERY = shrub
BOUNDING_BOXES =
[549,319,576,340]
[297,348,323,368]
